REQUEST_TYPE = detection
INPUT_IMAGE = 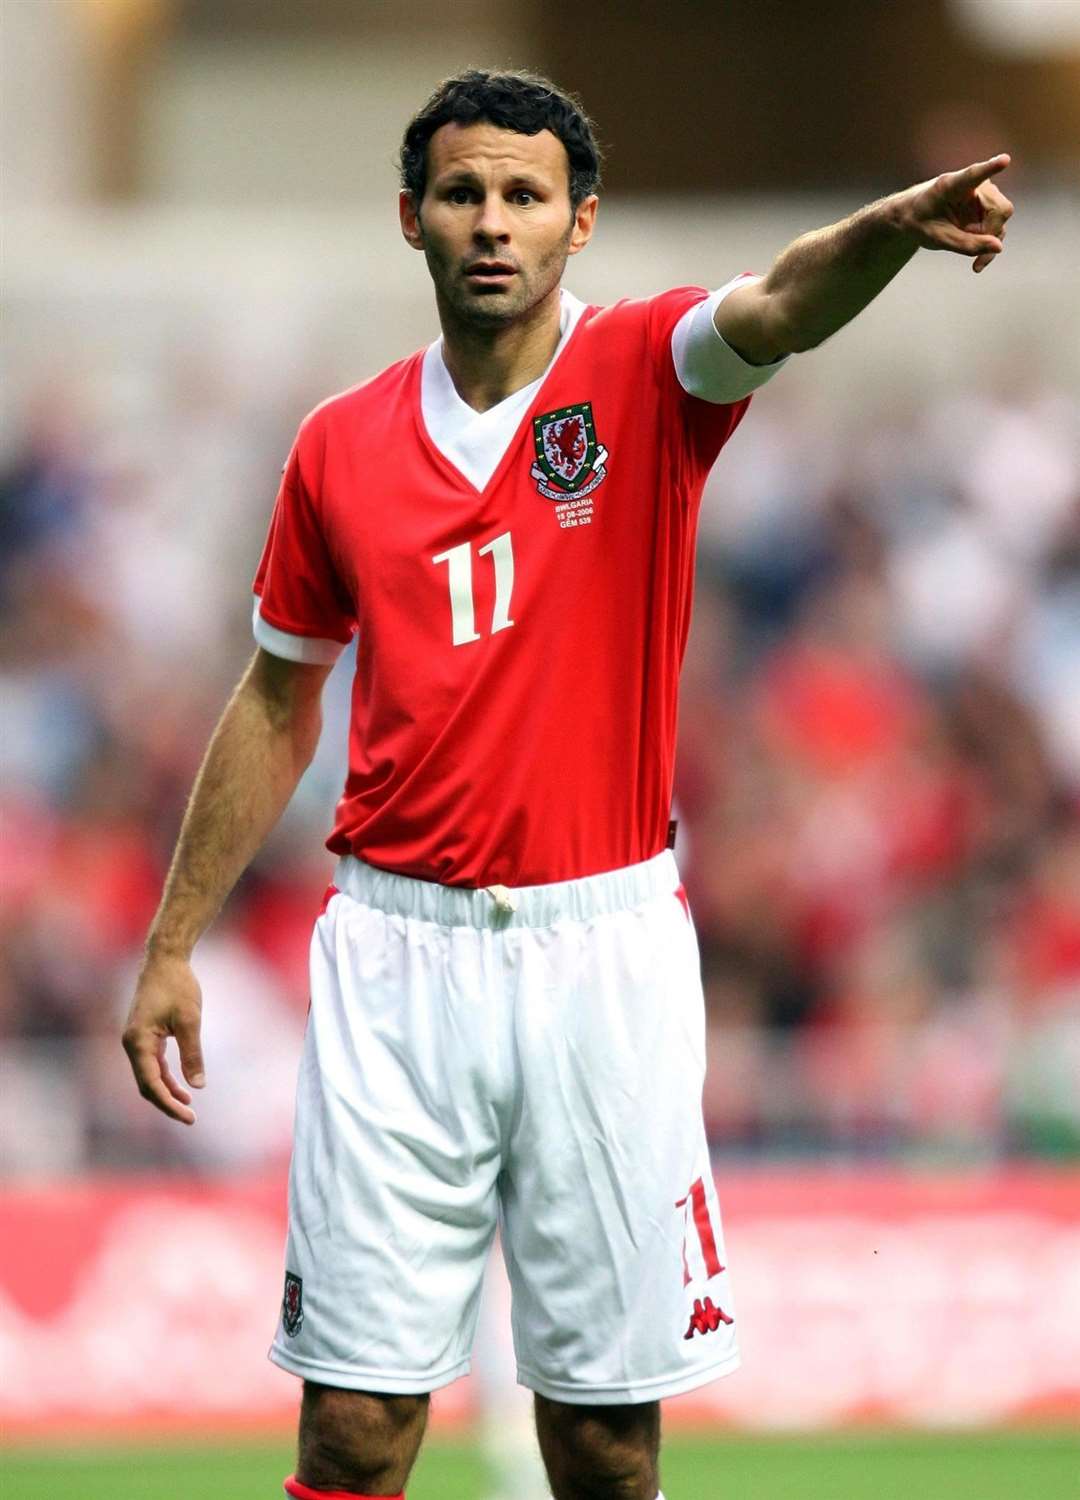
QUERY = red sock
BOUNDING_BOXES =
[283,1477,404,1500]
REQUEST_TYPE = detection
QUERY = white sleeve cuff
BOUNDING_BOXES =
[671,274,790,405]
[252,598,348,665]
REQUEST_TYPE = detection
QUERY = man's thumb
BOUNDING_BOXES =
[176,1013,206,1088]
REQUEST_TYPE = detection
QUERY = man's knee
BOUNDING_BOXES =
[297,1382,429,1493]
[534,1395,660,1500]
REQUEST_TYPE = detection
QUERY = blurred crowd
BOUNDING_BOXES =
[686,374,1080,1161]
[2,333,1078,1177]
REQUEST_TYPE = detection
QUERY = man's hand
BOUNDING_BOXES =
[900,154,1013,273]
[122,954,206,1125]
[118,647,331,1126]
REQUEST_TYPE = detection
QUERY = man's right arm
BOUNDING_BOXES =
[122,646,332,1124]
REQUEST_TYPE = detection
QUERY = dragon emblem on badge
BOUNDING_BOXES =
[530,402,609,501]
[282,1271,304,1337]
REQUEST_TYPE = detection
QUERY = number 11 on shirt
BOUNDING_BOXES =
[432,531,516,646]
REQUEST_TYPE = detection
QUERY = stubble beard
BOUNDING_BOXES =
[425,237,571,333]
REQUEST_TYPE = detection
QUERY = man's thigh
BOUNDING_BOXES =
[269,890,501,1393]
[502,875,740,1404]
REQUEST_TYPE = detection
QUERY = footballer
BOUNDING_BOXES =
[123,69,1012,1500]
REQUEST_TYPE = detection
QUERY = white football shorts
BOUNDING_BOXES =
[268,850,739,1404]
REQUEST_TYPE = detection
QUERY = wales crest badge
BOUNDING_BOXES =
[282,1271,304,1337]
[530,402,609,501]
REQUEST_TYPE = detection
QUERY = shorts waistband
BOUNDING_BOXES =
[331,851,680,930]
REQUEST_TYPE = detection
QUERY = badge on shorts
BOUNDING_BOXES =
[530,402,608,522]
[282,1271,304,1337]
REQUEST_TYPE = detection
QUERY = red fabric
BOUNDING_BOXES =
[254,289,751,888]
[284,1477,404,1500]
[690,1178,723,1279]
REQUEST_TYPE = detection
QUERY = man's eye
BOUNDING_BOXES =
[448,188,471,204]
[513,191,536,206]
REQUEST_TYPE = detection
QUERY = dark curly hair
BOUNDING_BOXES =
[400,69,603,211]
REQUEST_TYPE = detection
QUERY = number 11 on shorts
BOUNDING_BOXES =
[676,1175,724,1285]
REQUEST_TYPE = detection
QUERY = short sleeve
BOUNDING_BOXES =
[252,433,355,665]
[641,286,755,475]
[671,274,790,404]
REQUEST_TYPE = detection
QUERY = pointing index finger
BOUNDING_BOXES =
[953,154,1011,189]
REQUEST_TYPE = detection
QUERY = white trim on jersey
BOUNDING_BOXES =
[671,272,791,404]
[252,598,348,665]
[420,289,588,491]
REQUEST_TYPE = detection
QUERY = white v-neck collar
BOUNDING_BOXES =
[421,288,586,491]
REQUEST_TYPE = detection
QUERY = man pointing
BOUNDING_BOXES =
[124,69,1012,1500]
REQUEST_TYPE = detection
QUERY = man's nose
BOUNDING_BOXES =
[473,193,511,242]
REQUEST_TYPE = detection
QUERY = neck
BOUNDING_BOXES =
[438,287,563,413]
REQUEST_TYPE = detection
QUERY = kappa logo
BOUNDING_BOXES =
[530,402,608,526]
[683,1296,734,1340]
[282,1271,304,1337]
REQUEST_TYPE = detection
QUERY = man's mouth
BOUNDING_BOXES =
[464,261,518,286]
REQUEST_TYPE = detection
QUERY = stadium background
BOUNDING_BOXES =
[2,1,1079,1495]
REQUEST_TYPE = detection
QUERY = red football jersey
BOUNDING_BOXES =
[254,287,751,887]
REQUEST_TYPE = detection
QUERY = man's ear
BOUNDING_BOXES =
[399,189,425,250]
[567,194,598,258]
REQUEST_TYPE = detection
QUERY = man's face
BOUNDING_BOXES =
[400,121,597,328]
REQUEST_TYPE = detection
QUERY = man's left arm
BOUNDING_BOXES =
[716,154,1014,365]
